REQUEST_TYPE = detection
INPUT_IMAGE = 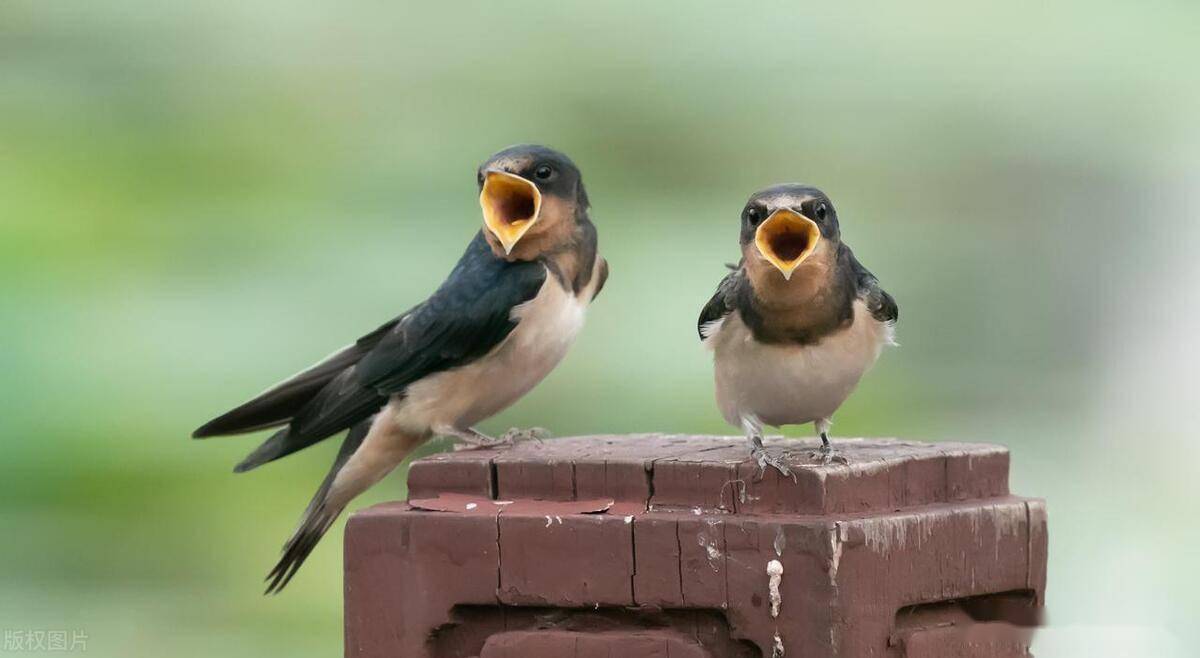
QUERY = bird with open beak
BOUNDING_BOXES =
[698,184,897,476]
[193,144,607,593]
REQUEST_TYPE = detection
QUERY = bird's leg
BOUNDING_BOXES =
[809,419,849,465]
[439,426,511,451]
[500,426,551,444]
[743,418,794,481]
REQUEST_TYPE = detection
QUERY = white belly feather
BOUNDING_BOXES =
[705,300,893,428]
[393,268,593,432]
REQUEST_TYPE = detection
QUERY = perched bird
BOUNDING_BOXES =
[698,184,897,476]
[193,145,607,593]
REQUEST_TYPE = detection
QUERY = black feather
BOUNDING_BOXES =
[846,247,898,324]
[233,426,292,473]
[233,366,386,472]
[592,257,609,301]
[697,266,745,340]
[264,419,371,594]
[192,320,398,438]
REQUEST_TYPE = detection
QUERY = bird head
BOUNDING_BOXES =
[478,144,589,259]
[739,184,840,282]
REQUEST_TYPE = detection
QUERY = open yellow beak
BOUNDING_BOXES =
[754,209,822,280]
[480,170,542,255]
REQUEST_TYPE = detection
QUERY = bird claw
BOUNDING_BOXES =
[500,426,551,444]
[751,445,796,481]
[809,445,849,465]
[451,438,509,451]
[450,430,511,451]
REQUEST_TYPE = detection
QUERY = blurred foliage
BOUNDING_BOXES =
[1,2,1198,656]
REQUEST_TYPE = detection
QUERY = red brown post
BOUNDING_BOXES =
[345,435,1046,657]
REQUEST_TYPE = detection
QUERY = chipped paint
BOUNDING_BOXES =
[990,502,1026,560]
[767,559,784,618]
[828,522,845,583]
[860,516,913,554]
[865,517,907,553]
[773,526,786,557]
[846,458,893,477]
[772,632,785,657]
[697,531,723,571]
[623,515,633,524]
[720,478,749,508]
[465,502,477,510]
[992,502,1025,540]
[855,502,1027,557]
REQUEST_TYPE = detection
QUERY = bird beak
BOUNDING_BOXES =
[754,209,822,280]
[480,170,542,255]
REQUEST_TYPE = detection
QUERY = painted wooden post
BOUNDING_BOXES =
[344,435,1046,657]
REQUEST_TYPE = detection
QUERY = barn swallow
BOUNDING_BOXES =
[698,184,897,476]
[193,145,607,593]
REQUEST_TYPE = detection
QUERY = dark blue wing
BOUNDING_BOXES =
[697,265,745,340]
[356,231,548,395]
[846,247,898,324]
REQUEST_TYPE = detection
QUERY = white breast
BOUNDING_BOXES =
[706,300,894,429]
[393,269,592,432]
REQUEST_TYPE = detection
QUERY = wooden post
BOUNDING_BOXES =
[344,435,1046,657]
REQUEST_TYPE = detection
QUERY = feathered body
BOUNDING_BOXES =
[701,250,895,430]
[194,146,605,591]
[698,184,896,469]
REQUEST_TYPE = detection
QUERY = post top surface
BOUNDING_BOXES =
[407,434,1011,515]
[418,433,1004,466]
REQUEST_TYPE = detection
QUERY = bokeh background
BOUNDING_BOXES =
[3,2,1198,656]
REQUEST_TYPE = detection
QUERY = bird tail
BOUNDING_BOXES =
[263,415,424,594]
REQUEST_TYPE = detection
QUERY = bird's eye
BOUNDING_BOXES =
[534,165,554,180]
[813,202,829,221]
[746,207,761,223]
[477,171,485,186]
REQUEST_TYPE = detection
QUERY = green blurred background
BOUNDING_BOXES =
[2,2,1198,656]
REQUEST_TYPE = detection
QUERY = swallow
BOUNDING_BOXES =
[698,184,897,476]
[193,145,607,593]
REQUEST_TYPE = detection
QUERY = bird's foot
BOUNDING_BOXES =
[500,426,551,444]
[449,428,511,452]
[751,444,796,481]
[808,443,849,465]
